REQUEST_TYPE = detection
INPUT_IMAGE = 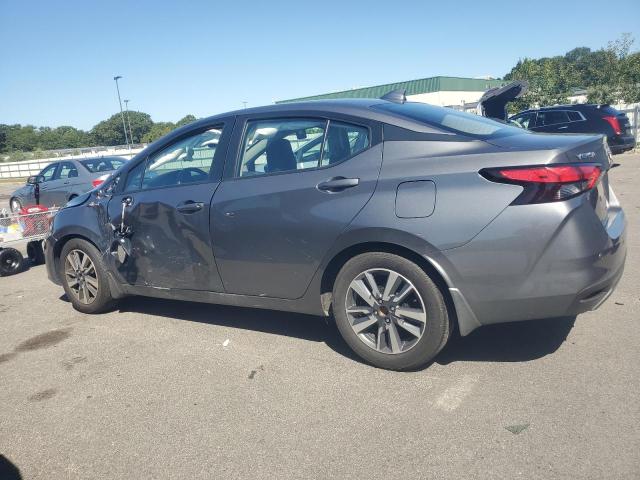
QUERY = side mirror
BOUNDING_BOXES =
[27,175,44,185]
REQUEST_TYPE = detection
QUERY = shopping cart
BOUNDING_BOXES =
[0,205,59,276]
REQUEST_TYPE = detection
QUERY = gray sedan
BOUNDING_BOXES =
[9,157,126,211]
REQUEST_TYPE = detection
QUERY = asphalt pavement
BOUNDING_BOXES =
[1,153,639,479]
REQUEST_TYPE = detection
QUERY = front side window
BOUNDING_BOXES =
[511,112,535,129]
[58,162,78,179]
[130,126,222,190]
[238,118,370,177]
[39,163,58,182]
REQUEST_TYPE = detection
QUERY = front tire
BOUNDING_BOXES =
[333,252,450,371]
[60,238,116,313]
[10,198,22,213]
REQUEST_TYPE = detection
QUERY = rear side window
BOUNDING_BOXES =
[567,111,584,122]
[537,111,569,126]
[238,119,370,177]
[321,122,369,166]
[373,102,521,138]
[239,119,327,177]
[58,161,78,179]
[81,158,126,173]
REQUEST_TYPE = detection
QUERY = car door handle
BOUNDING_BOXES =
[558,126,569,130]
[176,201,204,214]
[316,177,359,193]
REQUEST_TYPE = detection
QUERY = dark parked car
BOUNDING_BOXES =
[9,157,127,212]
[44,95,626,370]
[510,104,636,154]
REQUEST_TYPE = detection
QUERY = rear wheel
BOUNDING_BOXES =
[0,248,24,276]
[60,238,116,313]
[332,252,450,371]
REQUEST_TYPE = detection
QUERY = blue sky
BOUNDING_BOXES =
[1,0,638,130]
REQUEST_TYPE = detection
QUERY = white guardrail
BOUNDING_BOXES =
[0,145,146,179]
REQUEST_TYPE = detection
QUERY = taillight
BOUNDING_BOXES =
[603,115,622,135]
[92,174,110,188]
[480,164,602,204]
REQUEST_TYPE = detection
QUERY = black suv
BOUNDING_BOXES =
[510,104,636,154]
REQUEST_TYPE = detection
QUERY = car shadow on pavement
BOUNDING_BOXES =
[117,296,359,360]
[436,316,576,365]
[117,297,576,367]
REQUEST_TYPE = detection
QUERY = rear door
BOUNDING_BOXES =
[107,119,233,291]
[211,114,382,299]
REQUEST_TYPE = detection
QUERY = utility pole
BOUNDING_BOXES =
[242,101,248,109]
[124,99,134,147]
[113,76,129,148]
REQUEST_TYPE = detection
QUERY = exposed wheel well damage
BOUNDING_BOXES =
[319,242,458,334]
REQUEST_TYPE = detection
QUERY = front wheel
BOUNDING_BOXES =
[60,238,116,313]
[10,198,22,213]
[332,252,450,371]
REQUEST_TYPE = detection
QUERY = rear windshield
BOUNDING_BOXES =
[80,157,126,173]
[372,102,524,139]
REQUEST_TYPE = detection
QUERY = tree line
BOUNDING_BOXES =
[505,33,640,112]
[0,113,197,160]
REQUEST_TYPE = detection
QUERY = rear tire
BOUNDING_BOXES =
[59,238,117,314]
[332,252,450,371]
[0,248,24,276]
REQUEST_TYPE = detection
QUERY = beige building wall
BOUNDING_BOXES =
[408,90,486,107]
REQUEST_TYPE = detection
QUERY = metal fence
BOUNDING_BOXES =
[0,145,145,179]
[619,106,639,151]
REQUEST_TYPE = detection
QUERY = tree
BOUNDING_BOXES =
[142,122,175,143]
[91,111,153,145]
[504,34,640,111]
[176,114,197,127]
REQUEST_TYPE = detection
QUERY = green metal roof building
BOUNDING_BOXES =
[277,76,506,107]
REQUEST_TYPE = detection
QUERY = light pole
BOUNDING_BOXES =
[124,99,134,146]
[113,76,129,148]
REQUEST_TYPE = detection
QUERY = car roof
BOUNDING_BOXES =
[182,98,451,135]
[515,104,603,115]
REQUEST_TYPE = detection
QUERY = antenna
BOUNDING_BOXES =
[380,89,407,104]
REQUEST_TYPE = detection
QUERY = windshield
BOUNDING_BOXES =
[80,157,127,173]
[372,102,525,139]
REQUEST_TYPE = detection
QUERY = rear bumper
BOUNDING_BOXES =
[442,187,627,334]
[609,135,636,154]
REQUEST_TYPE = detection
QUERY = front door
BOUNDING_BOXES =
[34,162,59,206]
[47,161,80,206]
[211,115,382,299]
[107,121,232,291]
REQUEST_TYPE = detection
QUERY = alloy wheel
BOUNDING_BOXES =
[345,268,427,354]
[64,249,99,305]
